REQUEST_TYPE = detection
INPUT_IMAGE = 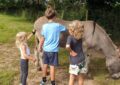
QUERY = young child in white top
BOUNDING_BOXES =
[16,32,36,85]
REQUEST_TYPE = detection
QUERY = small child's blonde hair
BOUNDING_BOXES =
[68,20,84,40]
[15,32,27,48]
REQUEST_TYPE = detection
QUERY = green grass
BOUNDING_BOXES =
[0,71,17,85]
[0,14,33,44]
[59,48,69,66]
[89,58,120,85]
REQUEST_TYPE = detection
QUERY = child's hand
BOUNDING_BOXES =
[38,47,42,52]
[32,57,36,63]
[32,29,36,35]
[70,51,77,57]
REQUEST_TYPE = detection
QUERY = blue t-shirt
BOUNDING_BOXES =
[41,22,66,52]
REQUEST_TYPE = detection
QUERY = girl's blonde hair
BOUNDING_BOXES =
[15,32,27,48]
[68,21,84,40]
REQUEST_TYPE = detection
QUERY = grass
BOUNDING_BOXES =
[0,71,17,85]
[89,57,120,85]
[59,48,69,66]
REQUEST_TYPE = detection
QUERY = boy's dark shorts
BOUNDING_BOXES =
[43,52,58,66]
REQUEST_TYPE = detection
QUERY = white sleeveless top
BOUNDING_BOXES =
[19,44,30,59]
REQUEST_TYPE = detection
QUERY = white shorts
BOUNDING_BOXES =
[69,64,88,75]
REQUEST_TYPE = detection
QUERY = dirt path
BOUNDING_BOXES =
[0,44,99,85]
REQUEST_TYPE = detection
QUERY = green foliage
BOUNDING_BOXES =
[63,5,86,20]
[0,0,87,21]
[59,48,69,66]
[88,0,120,41]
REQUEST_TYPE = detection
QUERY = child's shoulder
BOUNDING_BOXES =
[67,35,74,41]
[42,22,59,28]
[20,43,28,49]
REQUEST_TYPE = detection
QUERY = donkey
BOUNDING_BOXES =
[33,16,120,79]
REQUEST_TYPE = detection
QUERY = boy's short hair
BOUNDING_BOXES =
[45,6,56,19]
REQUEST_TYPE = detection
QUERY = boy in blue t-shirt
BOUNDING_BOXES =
[39,7,66,85]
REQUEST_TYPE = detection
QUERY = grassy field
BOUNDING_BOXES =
[0,14,120,85]
[0,14,33,44]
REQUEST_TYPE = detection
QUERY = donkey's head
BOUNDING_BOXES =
[106,46,120,79]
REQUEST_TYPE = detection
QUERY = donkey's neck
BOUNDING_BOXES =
[101,40,116,58]
[97,26,116,58]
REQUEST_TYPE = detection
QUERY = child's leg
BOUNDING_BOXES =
[78,74,84,85]
[50,65,55,81]
[49,52,58,85]
[41,64,48,83]
[20,59,28,85]
[43,64,48,77]
[69,74,75,85]
[39,52,44,70]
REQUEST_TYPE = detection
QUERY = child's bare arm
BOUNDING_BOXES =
[28,55,36,62]
[27,29,36,40]
[66,44,77,57]
[66,44,72,52]
[27,33,33,40]
[38,36,44,52]
[21,45,36,61]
